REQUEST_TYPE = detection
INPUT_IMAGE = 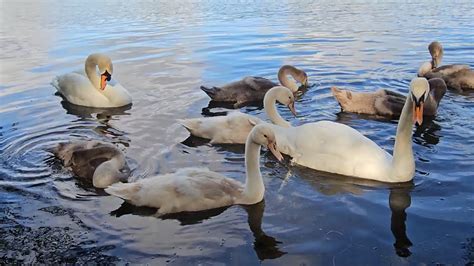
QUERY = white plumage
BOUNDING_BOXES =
[105,124,284,215]
[179,86,295,144]
[52,53,132,108]
[269,78,430,183]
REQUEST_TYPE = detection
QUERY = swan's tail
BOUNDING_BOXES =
[105,182,141,202]
[200,86,219,99]
[178,118,202,134]
[51,76,60,91]
[331,86,351,110]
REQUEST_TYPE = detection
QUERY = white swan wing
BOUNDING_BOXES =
[102,81,132,107]
[292,121,392,180]
[53,69,131,108]
[105,167,243,214]
[180,112,261,144]
[53,72,111,107]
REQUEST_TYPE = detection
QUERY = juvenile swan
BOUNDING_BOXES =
[418,41,473,92]
[179,86,296,144]
[53,140,130,188]
[105,124,283,215]
[331,78,446,117]
[201,65,308,107]
[52,54,132,107]
[269,78,430,183]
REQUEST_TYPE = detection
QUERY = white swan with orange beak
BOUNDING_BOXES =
[52,53,132,108]
[266,78,430,183]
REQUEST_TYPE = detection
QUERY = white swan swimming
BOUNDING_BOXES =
[105,124,283,215]
[52,53,132,108]
[178,86,296,144]
[269,77,430,183]
[53,140,130,188]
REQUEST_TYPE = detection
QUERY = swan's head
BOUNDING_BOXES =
[280,65,309,88]
[428,41,443,68]
[271,86,297,116]
[410,77,430,126]
[417,61,433,77]
[299,71,309,88]
[87,53,114,90]
[294,67,309,88]
[250,124,283,162]
[98,56,113,90]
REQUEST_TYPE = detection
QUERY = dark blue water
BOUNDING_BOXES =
[1,0,473,264]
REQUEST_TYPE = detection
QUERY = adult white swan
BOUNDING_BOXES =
[270,78,430,183]
[52,53,132,107]
[105,124,283,215]
[179,86,295,144]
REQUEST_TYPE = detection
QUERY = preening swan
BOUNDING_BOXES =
[418,41,473,92]
[200,65,308,107]
[331,78,446,117]
[105,124,283,215]
[269,78,430,183]
[53,140,130,188]
[52,53,132,107]
[179,86,296,144]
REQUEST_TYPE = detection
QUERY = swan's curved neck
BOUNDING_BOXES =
[242,138,265,204]
[391,96,415,182]
[264,90,290,128]
[278,66,299,92]
[85,56,100,90]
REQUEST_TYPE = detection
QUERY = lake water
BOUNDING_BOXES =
[1,0,473,264]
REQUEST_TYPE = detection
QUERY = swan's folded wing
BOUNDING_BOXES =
[374,92,405,116]
[243,77,277,91]
[381,89,405,98]
[71,146,121,167]
[433,64,470,75]
[174,169,243,201]
[226,112,260,128]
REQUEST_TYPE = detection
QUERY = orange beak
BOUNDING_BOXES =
[268,141,283,162]
[100,74,108,90]
[413,102,424,126]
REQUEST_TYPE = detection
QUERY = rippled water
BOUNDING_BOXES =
[1,0,473,264]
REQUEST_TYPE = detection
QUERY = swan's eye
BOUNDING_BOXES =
[420,91,426,102]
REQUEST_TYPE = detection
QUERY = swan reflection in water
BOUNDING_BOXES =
[288,166,414,258]
[110,199,285,260]
[59,99,132,146]
[59,97,132,119]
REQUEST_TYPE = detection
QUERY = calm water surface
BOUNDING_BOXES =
[1,0,473,264]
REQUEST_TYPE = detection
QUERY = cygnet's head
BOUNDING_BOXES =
[280,65,309,88]
[250,124,283,161]
[410,77,430,126]
[297,70,309,87]
[428,41,443,68]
